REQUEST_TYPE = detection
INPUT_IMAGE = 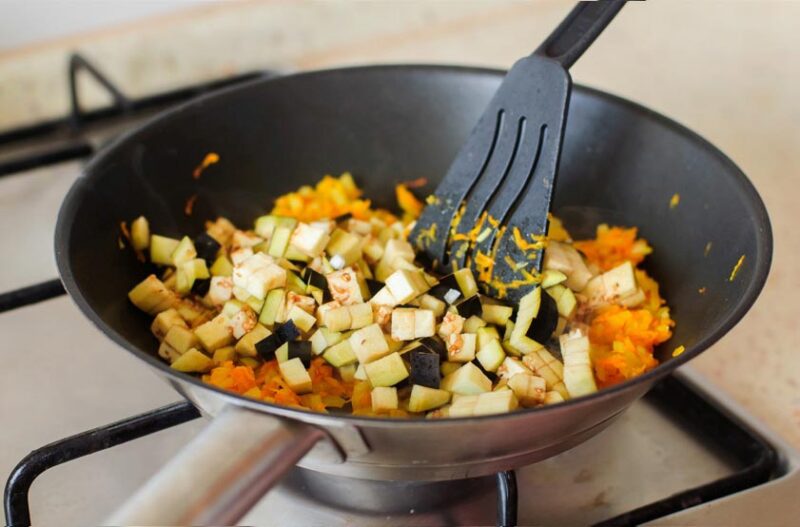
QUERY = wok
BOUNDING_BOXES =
[54,65,771,524]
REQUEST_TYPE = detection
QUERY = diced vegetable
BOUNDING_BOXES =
[364,352,409,387]
[279,357,312,393]
[560,330,597,398]
[235,325,271,357]
[258,288,286,327]
[408,385,451,412]
[129,275,177,315]
[481,303,513,326]
[194,232,221,262]
[507,373,546,406]
[408,349,441,389]
[151,308,187,341]
[170,348,213,373]
[473,390,519,415]
[476,338,506,373]
[322,339,358,367]
[149,235,180,266]
[441,362,492,395]
[131,216,150,251]
[164,325,200,354]
[128,175,674,418]
[350,323,390,364]
[371,386,399,413]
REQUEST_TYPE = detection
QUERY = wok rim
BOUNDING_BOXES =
[54,63,773,428]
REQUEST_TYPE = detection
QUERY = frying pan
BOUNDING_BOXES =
[54,65,771,525]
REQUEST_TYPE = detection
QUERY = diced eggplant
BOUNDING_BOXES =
[365,278,384,298]
[254,214,278,239]
[463,315,486,334]
[191,277,211,297]
[497,356,532,380]
[447,333,476,363]
[481,303,513,326]
[327,267,364,305]
[303,268,328,290]
[149,235,180,266]
[441,362,492,395]
[284,271,307,295]
[322,339,358,367]
[419,335,448,360]
[438,312,465,339]
[131,216,150,251]
[472,390,519,415]
[546,285,578,318]
[212,346,237,364]
[349,323,390,364]
[326,228,363,266]
[287,305,316,333]
[258,288,286,327]
[235,325,271,357]
[290,223,330,258]
[371,386,399,413]
[209,255,233,277]
[158,341,182,363]
[526,292,559,343]
[454,269,478,298]
[129,275,178,315]
[540,269,567,289]
[288,340,313,367]
[510,287,541,344]
[544,391,565,405]
[194,232,221,262]
[364,352,409,387]
[417,294,446,317]
[476,326,501,349]
[151,308,187,341]
[507,373,546,406]
[455,295,482,319]
[428,273,459,302]
[255,320,299,359]
[164,325,200,354]
[276,342,290,362]
[346,303,372,330]
[171,236,197,267]
[601,261,638,299]
[385,269,429,304]
[170,348,214,373]
[275,320,300,341]
[322,305,351,332]
[543,241,593,291]
[390,308,416,341]
[369,286,399,307]
[408,385,451,413]
[408,349,441,389]
[560,330,597,398]
[476,338,506,373]
[279,357,312,393]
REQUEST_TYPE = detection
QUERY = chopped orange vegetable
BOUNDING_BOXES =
[193,152,219,179]
[396,183,424,219]
[574,224,652,272]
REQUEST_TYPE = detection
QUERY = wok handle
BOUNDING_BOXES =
[533,0,626,69]
[105,405,327,526]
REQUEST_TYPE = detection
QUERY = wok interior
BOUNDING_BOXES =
[60,66,769,380]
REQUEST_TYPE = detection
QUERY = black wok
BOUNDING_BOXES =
[55,65,771,524]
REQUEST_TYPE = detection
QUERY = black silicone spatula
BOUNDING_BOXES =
[411,0,625,303]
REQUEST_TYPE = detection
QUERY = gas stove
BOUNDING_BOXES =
[2,55,797,527]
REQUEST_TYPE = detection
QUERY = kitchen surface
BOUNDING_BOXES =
[1,1,798,526]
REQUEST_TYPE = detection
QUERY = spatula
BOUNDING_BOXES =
[411,0,625,303]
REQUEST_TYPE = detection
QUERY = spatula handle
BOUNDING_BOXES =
[534,0,626,69]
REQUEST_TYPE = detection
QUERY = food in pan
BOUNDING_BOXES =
[126,173,674,417]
